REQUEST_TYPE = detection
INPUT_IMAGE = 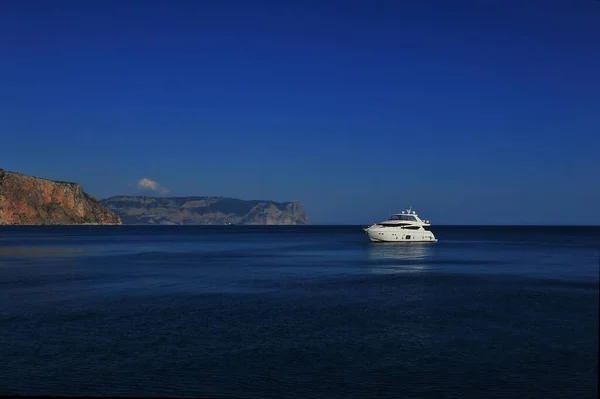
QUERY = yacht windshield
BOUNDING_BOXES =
[390,214,417,221]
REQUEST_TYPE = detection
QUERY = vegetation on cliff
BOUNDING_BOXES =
[0,169,122,225]
[102,196,310,225]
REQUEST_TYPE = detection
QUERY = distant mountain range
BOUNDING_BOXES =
[101,196,310,225]
[0,168,310,226]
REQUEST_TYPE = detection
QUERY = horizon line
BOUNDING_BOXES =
[3,224,598,227]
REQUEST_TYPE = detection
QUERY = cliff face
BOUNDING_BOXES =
[0,169,122,225]
[101,196,311,225]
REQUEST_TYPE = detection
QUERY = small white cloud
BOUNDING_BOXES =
[137,178,169,194]
[137,178,158,190]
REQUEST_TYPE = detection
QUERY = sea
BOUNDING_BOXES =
[0,225,598,399]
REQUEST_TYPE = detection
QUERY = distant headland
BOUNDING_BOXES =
[0,168,309,226]
[101,196,310,225]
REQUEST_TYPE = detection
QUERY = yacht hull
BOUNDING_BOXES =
[363,227,437,243]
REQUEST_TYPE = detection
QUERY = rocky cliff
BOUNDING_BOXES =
[0,169,122,225]
[101,196,310,225]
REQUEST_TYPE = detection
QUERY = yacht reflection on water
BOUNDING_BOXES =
[365,243,433,274]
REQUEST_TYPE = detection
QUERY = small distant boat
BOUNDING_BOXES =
[363,207,438,243]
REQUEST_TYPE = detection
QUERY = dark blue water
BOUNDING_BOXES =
[1,226,598,398]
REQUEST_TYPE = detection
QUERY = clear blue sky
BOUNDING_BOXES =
[1,0,598,224]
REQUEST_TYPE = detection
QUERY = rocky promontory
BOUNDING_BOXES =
[0,169,122,225]
[101,196,310,225]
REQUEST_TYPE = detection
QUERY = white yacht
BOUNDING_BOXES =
[363,207,438,243]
